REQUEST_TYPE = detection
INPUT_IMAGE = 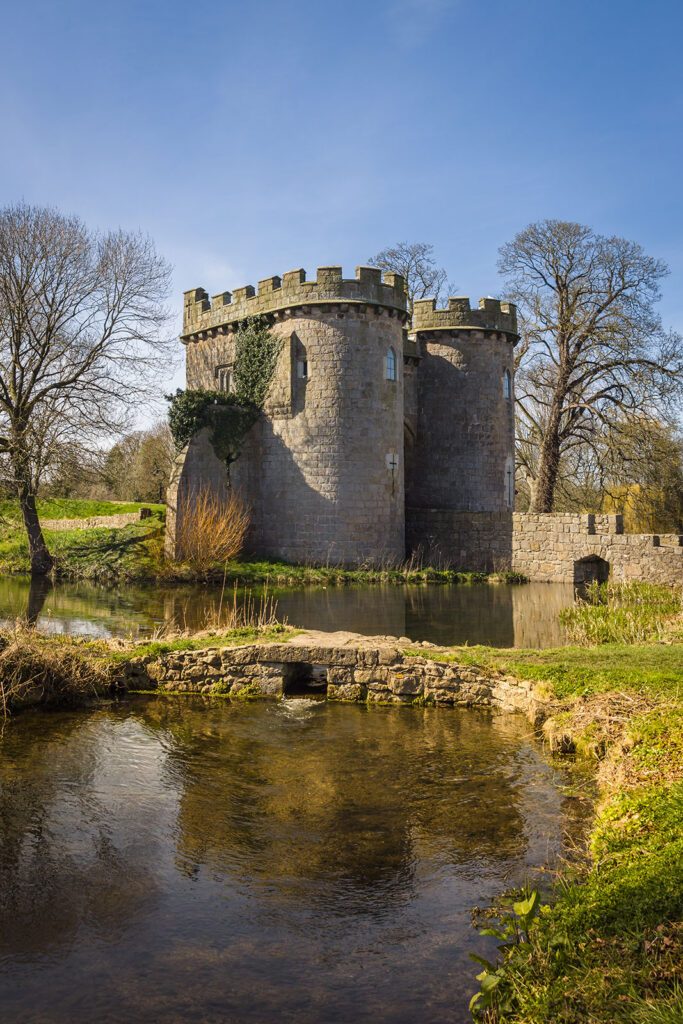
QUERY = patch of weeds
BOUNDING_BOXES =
[229,681,263,699]
[561,581,683,646]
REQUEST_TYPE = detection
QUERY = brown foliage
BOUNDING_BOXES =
[0,628,113,714]
[176,488,250,571]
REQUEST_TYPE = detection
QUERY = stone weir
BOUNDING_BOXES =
[122,631,547,721]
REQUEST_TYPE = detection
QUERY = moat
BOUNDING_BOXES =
[0,698,588,1024]
[0,578,577,647]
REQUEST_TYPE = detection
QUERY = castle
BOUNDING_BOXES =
[166,264,518,569]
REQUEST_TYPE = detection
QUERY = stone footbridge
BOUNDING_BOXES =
[122,630,545,719]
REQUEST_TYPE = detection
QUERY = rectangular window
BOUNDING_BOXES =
[297,359,308,379]
[216,365,232,393]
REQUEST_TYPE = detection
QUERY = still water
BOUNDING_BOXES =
[0,577,577,647]
[0,698,588,1024]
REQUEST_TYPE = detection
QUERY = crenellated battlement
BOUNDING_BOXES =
[412,296,518,338]
[182,265,408,339]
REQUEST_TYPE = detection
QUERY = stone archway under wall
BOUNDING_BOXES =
[573,555,610,585]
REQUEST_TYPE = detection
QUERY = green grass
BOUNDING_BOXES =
[408,642,683,700]
[441,634,683,1021]
[0,516,166,580]
[168,557,526,587]
[119,623,295,661]
[486,780,683,1023]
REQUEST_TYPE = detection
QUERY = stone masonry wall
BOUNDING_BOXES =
[41,509,152,532]
[172,266,409,565]
[512,513,683,584]
[403,509,683,582]
[122,631,546,718]
[407,329,516,513]
[405,509,513,571]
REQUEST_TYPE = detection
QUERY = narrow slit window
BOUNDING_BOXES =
[386,347,397,381]
[505,457,515,508]
[297,358,308,379]
[503,369,512,400]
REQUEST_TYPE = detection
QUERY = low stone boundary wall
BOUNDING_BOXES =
[122,630,546,719]
[405,508,683,583]
[512,513,683,584]
[41,508,153,531]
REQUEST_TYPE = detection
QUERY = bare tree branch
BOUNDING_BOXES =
[0,202,174,573]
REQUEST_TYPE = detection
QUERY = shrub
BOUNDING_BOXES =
[176,488,250,571]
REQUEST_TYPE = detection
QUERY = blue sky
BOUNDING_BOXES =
[2,0,682,411]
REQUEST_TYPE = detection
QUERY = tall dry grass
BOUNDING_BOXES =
[0,626,113,716]
[176,487,250,572]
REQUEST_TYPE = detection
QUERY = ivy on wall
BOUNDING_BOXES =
[167,317,283,467]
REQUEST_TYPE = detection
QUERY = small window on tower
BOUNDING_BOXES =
[386,347,397,381]
[503,369,512,400]
[297,358,308,379]
[505,456,515,508]
[216,365,233,393]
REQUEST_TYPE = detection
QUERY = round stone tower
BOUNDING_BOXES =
[404,296,518,568]
[169,266,409,566]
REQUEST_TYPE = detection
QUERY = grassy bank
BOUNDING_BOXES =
[0,499,166,580]
[467,683,683,1022]
[412,585,683,1022]
[0,498,526,584]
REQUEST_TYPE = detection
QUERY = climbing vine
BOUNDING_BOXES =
[232,316,283,409]
[166,317,282,467]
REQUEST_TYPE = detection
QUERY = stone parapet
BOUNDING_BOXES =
[182,265,408,340]
[512,512,683,584]
[411,296,518,337]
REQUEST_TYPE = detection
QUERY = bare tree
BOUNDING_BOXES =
[499,220,683,512]
[103,421,175,502]
[0,202,173,573]
[368,241,452,310]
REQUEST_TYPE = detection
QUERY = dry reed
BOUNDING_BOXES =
[0,625,113,715]
[176,487,250,572]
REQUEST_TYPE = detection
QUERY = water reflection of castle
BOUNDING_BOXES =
[160,582,577,649]
[6,576,577,648]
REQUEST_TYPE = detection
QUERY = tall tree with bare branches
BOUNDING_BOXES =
[0,202,172,573]
[368,241,452,310]
[499,219,683,512]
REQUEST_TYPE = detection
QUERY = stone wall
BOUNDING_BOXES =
[403,509,683,582]
[122,630,546,718]
[178,305,406,565]
[182,265,407,338]
[408,299,518,517]
[405,509,513,571]
[41,509,152,532]
[512,513,683,584]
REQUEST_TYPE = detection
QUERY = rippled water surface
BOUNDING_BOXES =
[0,698,588,1023]
[0,576,577,646]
